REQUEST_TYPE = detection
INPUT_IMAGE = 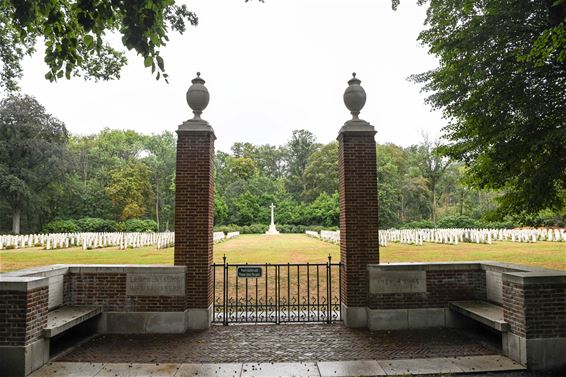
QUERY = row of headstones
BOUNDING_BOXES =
[0,230,241,250]
[213,231,241,243]
[307,228,565,247]
[305,230,320,239]
[379,228,566,245]
[226,231,240,239]
[307,230,390,247]
[0,232,176,250]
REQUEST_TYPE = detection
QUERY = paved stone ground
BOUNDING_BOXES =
[57,324,499,364]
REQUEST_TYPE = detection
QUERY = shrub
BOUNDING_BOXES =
[213,224,340,234]
[118,219,158,232]
[476,220,518,229]
[400,220,435,229]
[436,215,478,229]
[240,223,268,234]
[213,224,241,233]
[42,219,79,233]
[76,217,117,232]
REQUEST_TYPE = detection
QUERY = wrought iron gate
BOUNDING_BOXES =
[212,256,342,324]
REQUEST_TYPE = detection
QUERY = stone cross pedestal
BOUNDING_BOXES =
[265,203,280,235]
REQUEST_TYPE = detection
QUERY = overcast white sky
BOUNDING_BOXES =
[11,0,444,153]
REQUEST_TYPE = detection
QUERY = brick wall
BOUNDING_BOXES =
[338,130,380,308]
[175,130,215,310]
[503,281,526,337]
[503,280,566,338]
[368,269,486,309]
[0,287,48,346]
[65,273,185,312]
[63,274,71,306]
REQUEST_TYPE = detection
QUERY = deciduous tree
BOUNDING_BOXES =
[0,0,198,91]
[407,0,566,214]
[105,159,153,220]
[0,95,69,233]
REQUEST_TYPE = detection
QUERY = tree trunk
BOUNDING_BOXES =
[400,194,405,223]
[431,183,437,223]
[155,180,160,231]
[12,207,21,234]
[459,190,464,216]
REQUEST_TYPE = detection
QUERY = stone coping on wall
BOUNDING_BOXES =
[66,264,186,274]
[0,276,49,292]
[368,262,482,271]
[1,264,187,277]
[502,271,566,285]
[368,261,557,274]
[1,265,69,278]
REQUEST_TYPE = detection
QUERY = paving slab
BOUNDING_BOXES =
[317,360,385,377]
[378,357,464,375]
[28,362,104,377]
[95,362,181,376]
[451,355,526,373]
[176,363,242,377]
[241,362,319,377]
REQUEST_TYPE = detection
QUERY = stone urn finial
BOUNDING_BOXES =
[186,72,210,121]
[343,72,366,120]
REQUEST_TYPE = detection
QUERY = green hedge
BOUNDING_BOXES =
[398,216,518,230]
[42,218,157,233]
[399,220,435,229]
[436,215,478,229]
[117,219,158,232]
[42,219,80,233]
[213,224,339,234]
[76,217,118,232]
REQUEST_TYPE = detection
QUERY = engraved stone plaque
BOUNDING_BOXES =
[369,270,426,294]
[126,273,185,296]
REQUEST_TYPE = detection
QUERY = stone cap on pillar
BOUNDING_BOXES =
[338,73,375,136]
[178,72,216,137]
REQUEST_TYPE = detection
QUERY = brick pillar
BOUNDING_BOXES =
[0,278,50,376]
[338,74,379,327]
[502,272,566,370]
[175,73,215,330]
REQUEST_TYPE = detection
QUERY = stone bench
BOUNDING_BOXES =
[449,300,509,332]
[43,306,102,338]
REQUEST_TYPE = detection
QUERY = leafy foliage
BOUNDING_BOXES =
[0,95,69,233]
[285,130,320,199]
[436,215,478,229]
[117,218,158,232]
[399,219,435,229]
[43,219,80,233]
[105,159,154,220]
[0,0,198,91]
[43,217,117,233]
[406,0,566,214]
[76,217,117,232]
[1,103,564,233]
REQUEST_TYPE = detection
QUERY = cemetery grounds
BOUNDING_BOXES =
[1,233,564,272]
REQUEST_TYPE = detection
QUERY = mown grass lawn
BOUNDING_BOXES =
[0,233,564,272]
